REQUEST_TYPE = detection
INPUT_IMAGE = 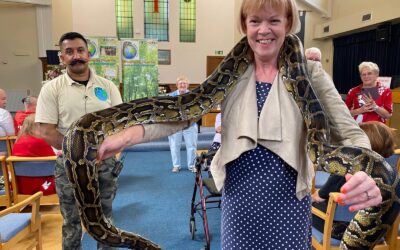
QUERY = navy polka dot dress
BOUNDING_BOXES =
[221,81,312,250]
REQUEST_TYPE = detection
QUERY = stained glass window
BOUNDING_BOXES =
[180,0,196,42]
[115,0,134,39]
[144,0,169,42]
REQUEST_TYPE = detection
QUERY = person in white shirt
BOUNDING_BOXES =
[0,88,16,137]
[168,76,198,173]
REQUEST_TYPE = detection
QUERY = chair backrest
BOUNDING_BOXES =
[13,160,55,177]
[0,140,6,154]
[385,152,400,172]
[332,204,356,222]
[0,136,15,157]
[314,171,331,190]
[0,156,11,208]
[6,156,59,206]
[0,138,8,156]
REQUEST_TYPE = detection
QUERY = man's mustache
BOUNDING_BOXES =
[70,59,87,65]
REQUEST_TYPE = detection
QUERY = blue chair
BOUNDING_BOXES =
[0,138,8,156]
[6,156,59,206]
[0,136,15,157]
[0,156,11,208]
[0,191,42,249]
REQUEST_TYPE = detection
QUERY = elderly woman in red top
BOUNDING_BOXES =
[12,114,56,195]
[345,61,392,123]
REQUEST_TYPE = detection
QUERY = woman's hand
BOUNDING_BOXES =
[336,171,382,212]
[97,125,144,161]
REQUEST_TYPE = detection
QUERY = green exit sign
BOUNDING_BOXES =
[214,50,223,55]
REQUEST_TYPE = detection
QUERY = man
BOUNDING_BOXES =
[167,75,198,173]
[35,32,122,250]
[305,47,322,62]
[0,88,15,137]
[14,96,38,133]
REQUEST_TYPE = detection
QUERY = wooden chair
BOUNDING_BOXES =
[312,192,398,250]
[0,191,42,250]
[0,136,14,157]
[6,156,59,206]
[0,156,11,208]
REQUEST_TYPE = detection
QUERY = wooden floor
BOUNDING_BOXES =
[15,207,62,250]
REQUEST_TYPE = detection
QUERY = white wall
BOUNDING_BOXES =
[0,3,42,95]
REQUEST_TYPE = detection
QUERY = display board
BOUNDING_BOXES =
[86,37,121,88]
[121,39,158,101]
[86,37,159,102]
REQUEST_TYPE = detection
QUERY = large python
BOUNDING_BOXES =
[63,34,399,249]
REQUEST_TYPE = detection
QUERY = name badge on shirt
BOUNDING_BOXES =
[94,87,108,101]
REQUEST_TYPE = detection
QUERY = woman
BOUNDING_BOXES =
[12,114,56,195]
[13,96,37,133]
[345,61,392,123]
[167,75,198,173]
[97,0,381,248]
[312,121,396,240]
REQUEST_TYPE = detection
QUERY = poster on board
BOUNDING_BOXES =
[121,39,158,101]
[87,37,120,87]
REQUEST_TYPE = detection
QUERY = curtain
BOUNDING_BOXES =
[297,11,306,44]
[333,23,400,94]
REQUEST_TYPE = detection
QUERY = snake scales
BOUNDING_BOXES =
[63,34,399,249]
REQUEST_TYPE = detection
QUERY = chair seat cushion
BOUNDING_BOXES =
[0,213,31,242]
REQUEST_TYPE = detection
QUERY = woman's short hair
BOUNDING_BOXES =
[17,114,37,140]
[358,61,380,75]
[239,0,300,35]
[359,121,396,158]
[176,75,189,84]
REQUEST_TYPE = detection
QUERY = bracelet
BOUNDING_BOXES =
[372,105,379,112]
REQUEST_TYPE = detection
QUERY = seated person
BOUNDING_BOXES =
[312,121,396,240]
[14,96,37,133]
[210,112,221,152]
[0,88,15,156]
[0,89,15,137]
[11,114,56,195]
[205,112,221,168]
